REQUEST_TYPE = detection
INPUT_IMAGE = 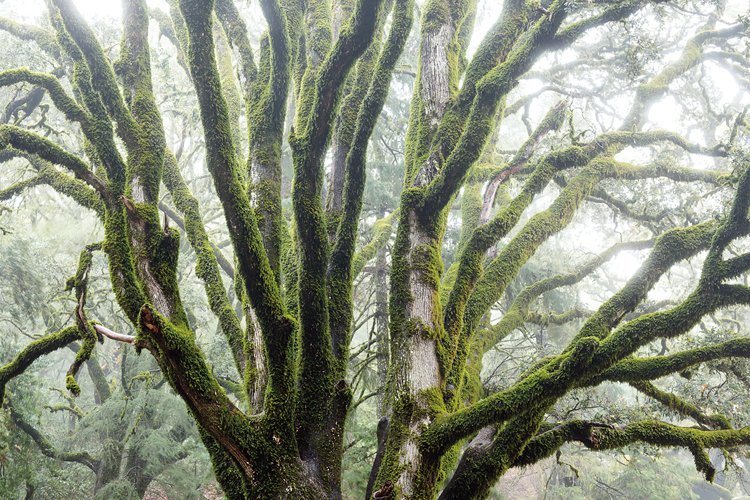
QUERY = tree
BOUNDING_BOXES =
[1,0,750,498]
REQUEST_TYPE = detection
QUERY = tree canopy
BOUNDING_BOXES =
[0,0,750,498]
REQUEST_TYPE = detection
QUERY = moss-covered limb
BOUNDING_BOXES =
[180,0,297,426]
[0,125,107,195]
[609,129,730,157]
[513,420,613,468]
[547,0,655,51]
[587,186,668,226]
[47,9,128,195]
[0,326,80,402]
[424,0,705,207]
[564,222,717,352]
[596,338,750,384]
[117,0,166,206]
[7,403,100,472]
[526,308,589,326]
[419,1,567,211]
[0,174,44,201]
[0,18,60,59]
[196,426,252,497]
[447,160,615,401]
[413,0,534,175]
[420,337,602,457]
[610,160,727,184]
[560,420,750,481]
[214,0,258,98]
[213,17,245,161]
[441,150,597,395]
[164,0,190,62]
[590,284,750,378]
[66,341,112,406]
[441,156,564,393]
[701,156,750,285]
[148,8,188,74]
[478,238,651,353]
[404,0,481,178]
[51,0,139,149]
[161,151,247,383]
[434,207,721,456]
[455,182,483,260]
[149,7,179,49]
[247,0,292,279]
[328,0,412,365]
[629,380,732,430]
[135,306,307,496]
[63,243,103,398]
[35,165,105,219]
[0,69,90,126]
[325,9,385,228]
[480,100,568,223]
[351,211,397,278]
[314,4,411,489]
[439,405,547,499]
[291,0,385,462]
[292,0,332,130]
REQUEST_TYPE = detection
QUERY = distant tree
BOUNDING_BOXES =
[1,0,750,498]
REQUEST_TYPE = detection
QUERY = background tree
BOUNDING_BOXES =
[0,0,750,499]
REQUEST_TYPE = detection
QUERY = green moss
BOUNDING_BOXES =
[0,326,81,402]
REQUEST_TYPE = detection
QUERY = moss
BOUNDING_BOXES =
[0,68,89,124]
[630,380,732,430]
[180,0,298,429]
[598,337,750,384]
[0,326,81,402]
[0,125,106,194]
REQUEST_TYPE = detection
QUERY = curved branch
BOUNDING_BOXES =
[0,69,89,126]
[0,326,80,402]
[520,419,750,481]
[0,126,106,195]
[629,380,731,430]
[598,337,750,383]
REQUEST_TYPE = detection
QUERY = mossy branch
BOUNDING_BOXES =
[352,211,398,278]
[64,243,102,396]
[118,0,166,205]
[0,326,80,403]
[0,17,60,58]
[0,174,44,201]
[179,0,297,426]
[51,0,139,148]
[0,148,105,221]
[161,151,247,384]
[291,0,386,453]
[521,419,750,481]
[419,0,567,210]
[328,0,413,366]
[548,0,656,50]
[480,99,568,223]
[214,0,258,98]
[597,337,750,384]
[248,0,292,277]
[479,238,653,355]
[0,69,89,126]
[629,380,732,430]
[0,125,107,195]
